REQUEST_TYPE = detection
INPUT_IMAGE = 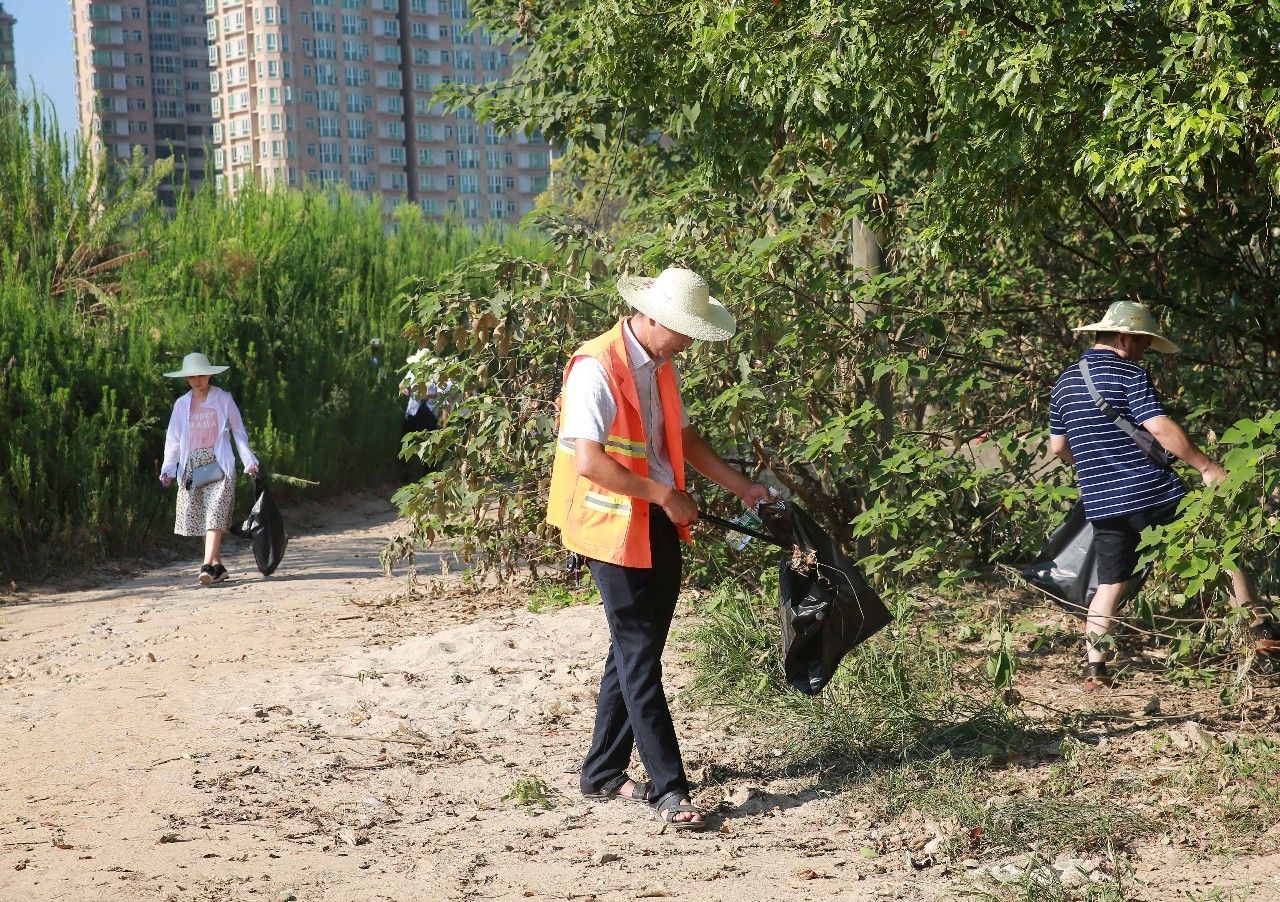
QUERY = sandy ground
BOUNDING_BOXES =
[2,494,1280,901]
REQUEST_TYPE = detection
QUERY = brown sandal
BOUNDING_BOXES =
[1250,619,1280,657]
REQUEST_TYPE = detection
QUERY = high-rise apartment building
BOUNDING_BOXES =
[70,0,215,208]
[0,4,16,86]
[206,0,551,223]
[72,0,551,223]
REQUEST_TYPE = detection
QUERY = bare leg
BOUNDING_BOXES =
[1227,569,1259,611]
[204,529,223,567]
[1085,582,1126,664]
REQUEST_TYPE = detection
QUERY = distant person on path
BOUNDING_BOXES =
[160,353,259,586]
[547,267,770,830]
[1048,302,1280,691]
[399,374,442,477]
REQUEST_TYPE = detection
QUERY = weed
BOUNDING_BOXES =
[526,580,598,613]
[859,757,1153,857]
[502,776,560,812]
[1179,735,1280,845]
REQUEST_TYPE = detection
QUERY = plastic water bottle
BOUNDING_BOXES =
[727,508,764,552]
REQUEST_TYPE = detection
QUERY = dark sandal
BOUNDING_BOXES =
[653,794,707,832]
[1082,662,1113,692]
[582,773,652,804]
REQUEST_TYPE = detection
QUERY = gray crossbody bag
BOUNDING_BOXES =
[184,459,226,491]
[1078,358,1176,470]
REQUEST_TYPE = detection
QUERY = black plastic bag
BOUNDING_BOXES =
[402,401,438,435]
[1020,500,1149,618]
[757,501,893,695]
[231,474,288,576]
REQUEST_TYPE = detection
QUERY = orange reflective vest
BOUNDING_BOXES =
[546,321,691,568]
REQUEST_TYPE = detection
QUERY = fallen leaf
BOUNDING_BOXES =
[794,868,822,880]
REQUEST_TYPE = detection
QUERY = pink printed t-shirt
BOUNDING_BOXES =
[188,397,220,450]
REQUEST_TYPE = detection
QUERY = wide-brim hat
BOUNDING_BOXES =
[163,352,230,378]
[617,267,736,342]
[1073,301,1179,354]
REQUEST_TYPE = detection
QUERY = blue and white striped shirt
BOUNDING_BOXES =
[1049,349,1186,521]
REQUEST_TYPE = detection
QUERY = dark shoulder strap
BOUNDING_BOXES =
[1079,356,1161,451]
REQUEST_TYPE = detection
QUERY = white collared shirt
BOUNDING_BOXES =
[560,319,689,488]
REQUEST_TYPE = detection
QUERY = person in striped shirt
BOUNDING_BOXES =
[1049,302,1280,690]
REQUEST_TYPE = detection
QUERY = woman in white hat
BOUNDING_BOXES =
[159,353,259,585]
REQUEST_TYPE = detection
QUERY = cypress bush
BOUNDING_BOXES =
[0,87,541,580]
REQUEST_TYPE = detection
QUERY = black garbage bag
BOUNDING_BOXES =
[402,401,438,436]
[1020,500,1149,618]
[756,501,893,695]
[231,474,288,576]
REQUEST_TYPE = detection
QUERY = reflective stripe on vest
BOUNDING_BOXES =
[545,320,690,568]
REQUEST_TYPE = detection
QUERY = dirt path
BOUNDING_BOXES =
[1,495,1276,901]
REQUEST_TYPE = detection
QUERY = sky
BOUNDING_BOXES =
[7,0,79,137]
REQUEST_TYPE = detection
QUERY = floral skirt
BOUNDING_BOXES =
[175,448,235,536]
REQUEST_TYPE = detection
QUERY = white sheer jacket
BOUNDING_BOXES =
[160,386,259,481]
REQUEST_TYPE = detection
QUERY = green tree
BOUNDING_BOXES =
[402,0,1280,601]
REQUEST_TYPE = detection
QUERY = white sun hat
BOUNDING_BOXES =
[617,267,736,341]
[163,352,230,378]
[1073,301,1180,354]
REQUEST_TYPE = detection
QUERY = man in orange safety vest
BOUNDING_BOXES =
[547,267,770,831]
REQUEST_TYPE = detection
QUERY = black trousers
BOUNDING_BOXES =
[580,504,686,805]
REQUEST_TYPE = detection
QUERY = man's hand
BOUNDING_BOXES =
[160,474,173,488]
[1199,461,1226,486]
[738,483,772,509]
[247,465,260,477]
[659,486,700,527]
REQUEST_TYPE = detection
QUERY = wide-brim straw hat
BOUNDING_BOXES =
[617,267,736,342]
[163,352,230,378]
[1073,301,1179,354]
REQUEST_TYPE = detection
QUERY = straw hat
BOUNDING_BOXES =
[163,352,230,378]
[1073,301,1179,354]
[617,267,736,342]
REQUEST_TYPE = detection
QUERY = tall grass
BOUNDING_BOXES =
[0,87,542,580]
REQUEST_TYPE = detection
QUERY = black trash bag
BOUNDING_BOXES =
[402,401,438,436]
[230,474,288,576]
[756,501,893,695]
[1020,500,1150,618]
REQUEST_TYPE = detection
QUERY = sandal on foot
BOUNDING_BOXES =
[582,773,652,804]
[1250,619,1280,657]
[653,793,707,832]
[1082,662,1113,692]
